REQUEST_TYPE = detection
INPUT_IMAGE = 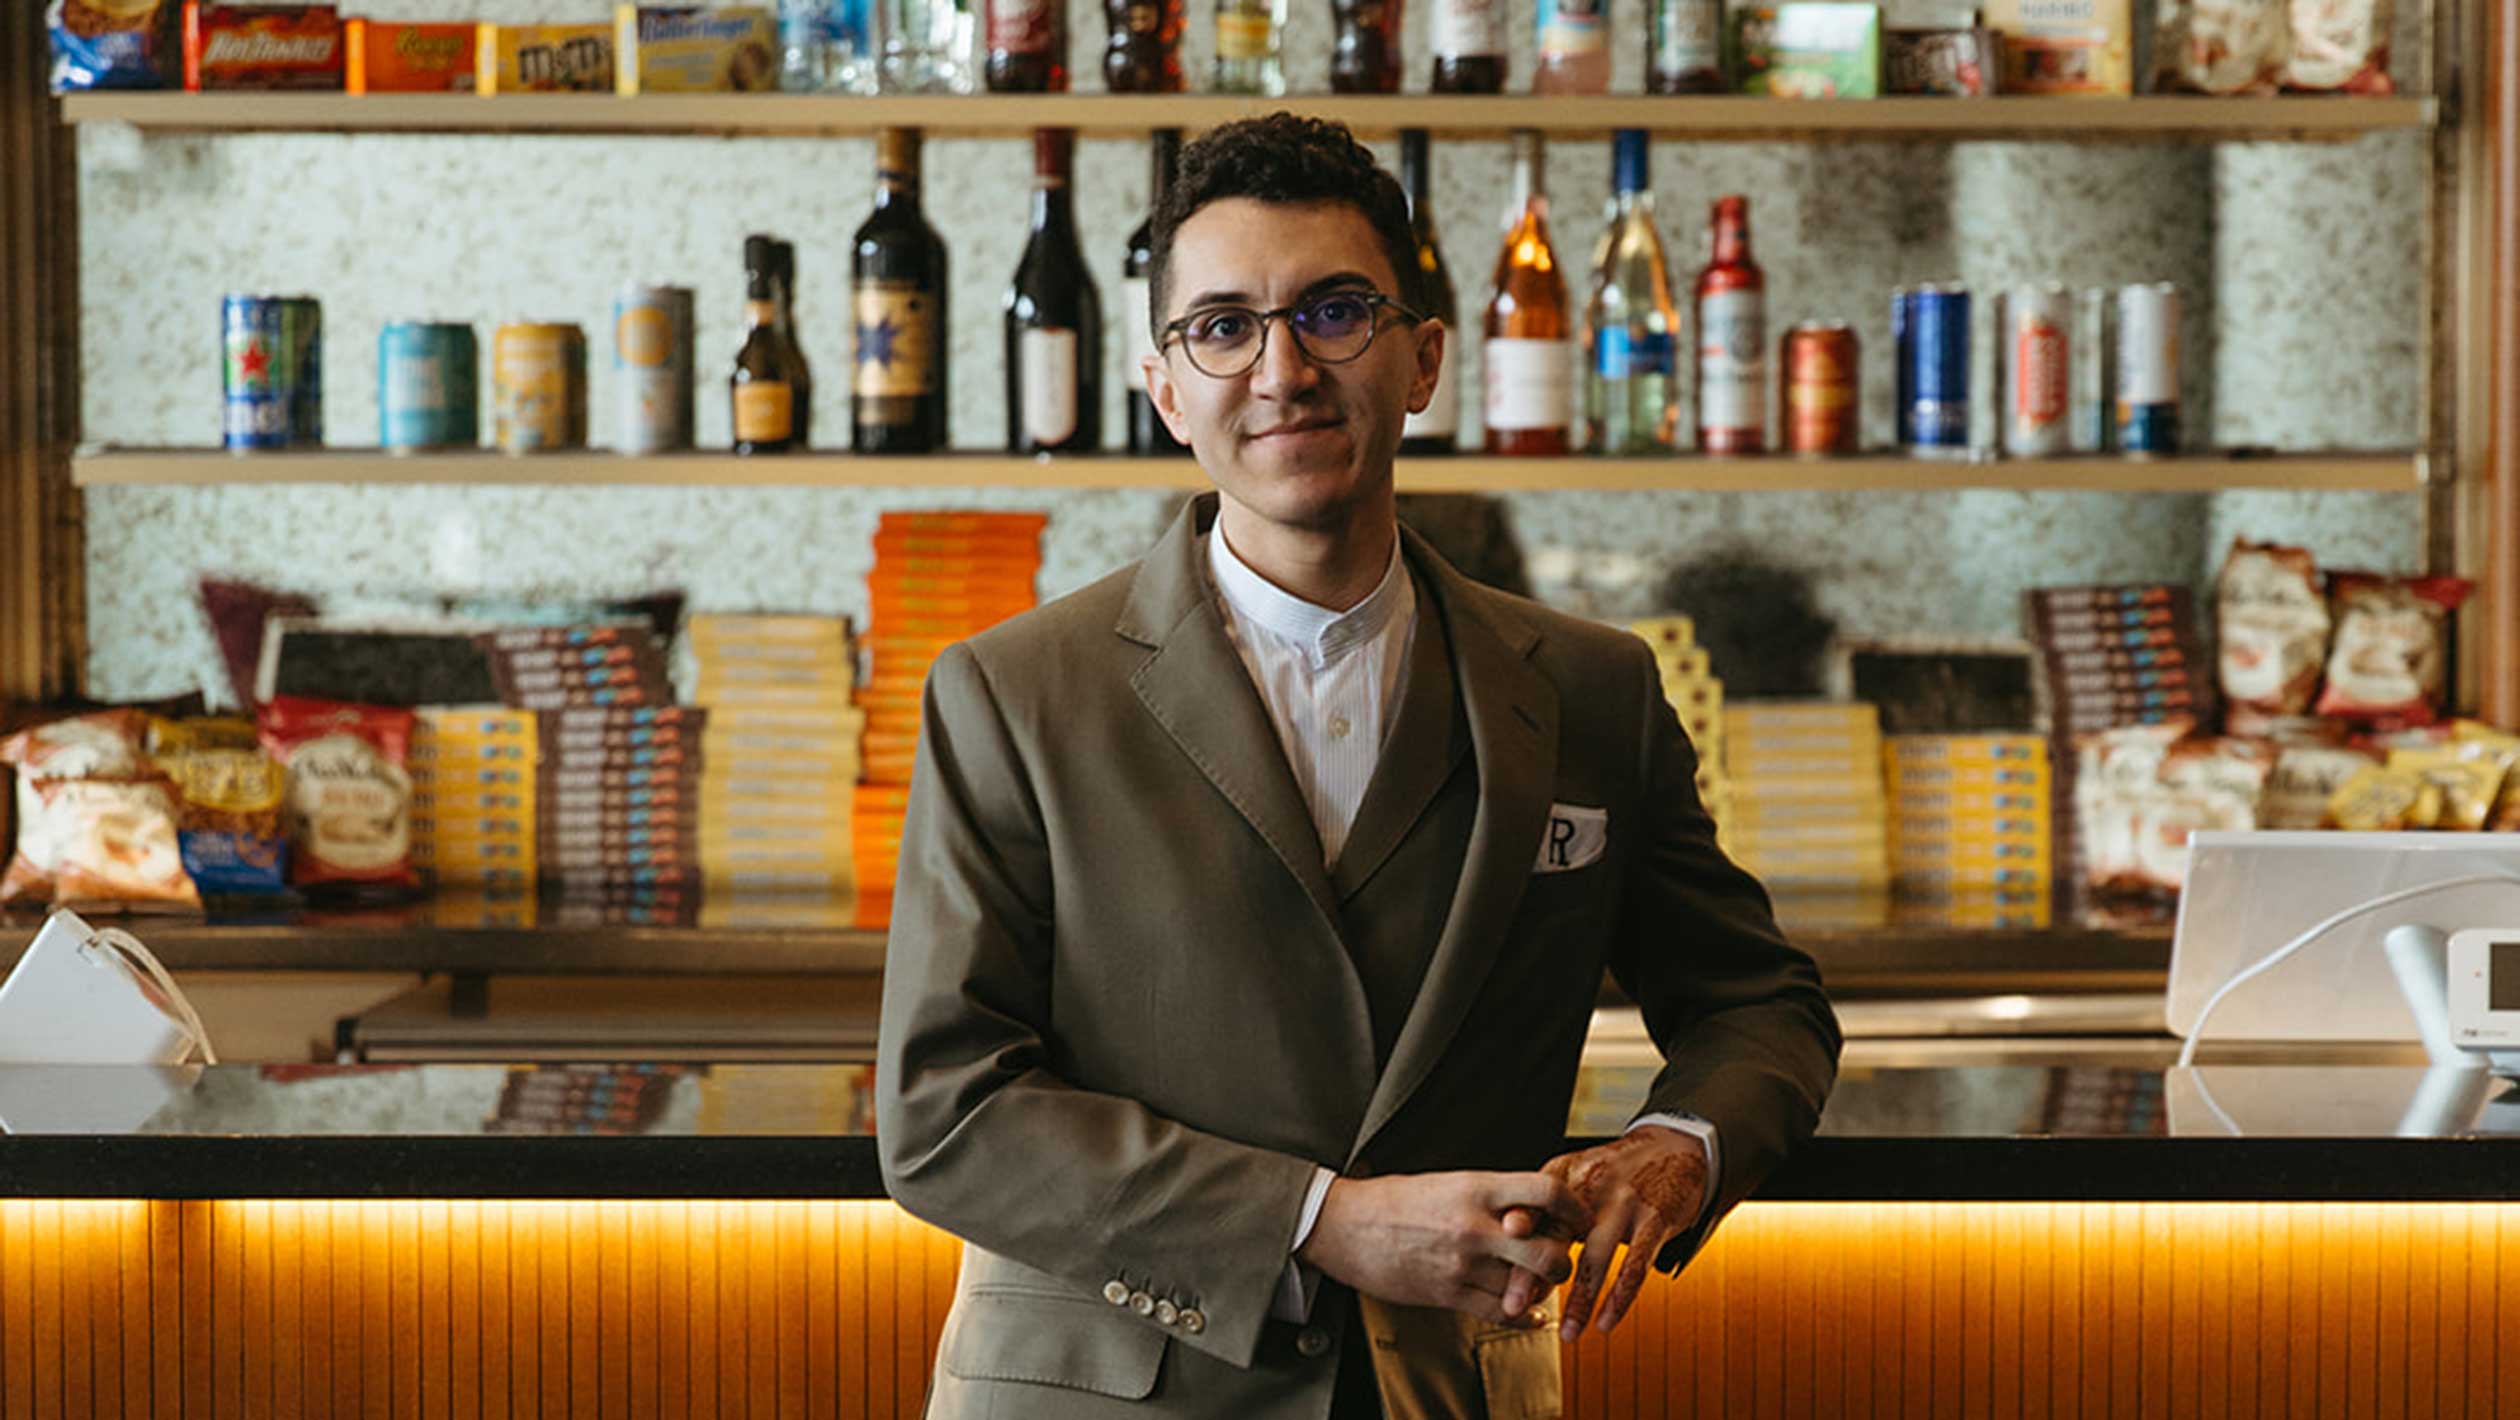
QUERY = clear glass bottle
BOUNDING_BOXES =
[1211,0,1287,95]
[882,0,976,92]
[780,0,879,92]
[1584,130,1681,454]
[1531,0,1607,93]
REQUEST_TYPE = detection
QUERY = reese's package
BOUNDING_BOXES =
[345,18,475,93]
[257,696,417,891]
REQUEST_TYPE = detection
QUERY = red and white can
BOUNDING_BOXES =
[2001,283,2071,457]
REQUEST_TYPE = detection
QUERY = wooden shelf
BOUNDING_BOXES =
[72,447,2431,494]
[57,92,2437,142]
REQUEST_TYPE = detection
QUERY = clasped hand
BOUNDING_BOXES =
[1295,1127,1707,1339]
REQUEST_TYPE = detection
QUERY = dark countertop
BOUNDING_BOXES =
[3,1061,2517,1202]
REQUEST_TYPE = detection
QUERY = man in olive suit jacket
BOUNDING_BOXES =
[875,115,1841,1420]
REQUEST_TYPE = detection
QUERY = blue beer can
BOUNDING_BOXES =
[1897,283,1970,451]
[280,296,323,446]
[379,322,480,451]
[221,294,294,451]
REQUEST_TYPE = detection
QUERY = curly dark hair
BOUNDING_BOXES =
[1146,113,1419,345]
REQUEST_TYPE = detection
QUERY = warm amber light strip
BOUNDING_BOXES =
[1,1200,2516,1417]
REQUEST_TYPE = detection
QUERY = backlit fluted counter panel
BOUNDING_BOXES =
[3,1063,2519,1416]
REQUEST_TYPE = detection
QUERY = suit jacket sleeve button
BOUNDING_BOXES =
[1104,1281,1131,1306]
[1180,1309,1206,1335]
[1154,1300,1179,1326]
[1131,1291,1156,1316]
[1296,1326,1329,1357]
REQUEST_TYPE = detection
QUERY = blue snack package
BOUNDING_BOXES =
[48,0,179,93]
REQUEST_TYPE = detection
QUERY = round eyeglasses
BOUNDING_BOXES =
[1158,290,1426,379]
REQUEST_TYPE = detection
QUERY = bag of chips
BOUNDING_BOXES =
[2153,0,2289,94]
[2314,573,2470,724]
[256,696,416,891]
[149,717,289,894]
[2215,540,2330,718]
[2284,0,2393,93]
[0,710,199,909]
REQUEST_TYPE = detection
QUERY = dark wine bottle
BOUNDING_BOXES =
[1397,129,1460,456]
[1103,0,1182,91]
[985,0,1067,90]
[1124,128,1187,456]
[769,238,813,447]
[852,127,951,454]
[732,234,800,455]
[1006,128,1102,455]
[1428,0,1504,92]
[1330,0,1402,93]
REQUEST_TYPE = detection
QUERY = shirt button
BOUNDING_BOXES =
[1180,1309,1206,1335]
[1327,714,1352,741]
[1104,1281,1131,1307]
[1154,1300,1179,1326]
[1295,1326,1330,1358]
[1131,1291,1156,1317]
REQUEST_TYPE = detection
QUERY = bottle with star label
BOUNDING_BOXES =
[852,127,950,453]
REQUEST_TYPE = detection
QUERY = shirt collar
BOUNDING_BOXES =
[1206,525,1413,666]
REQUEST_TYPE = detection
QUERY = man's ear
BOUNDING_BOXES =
[1146,346,1195,448]
[1406,318,1447,416]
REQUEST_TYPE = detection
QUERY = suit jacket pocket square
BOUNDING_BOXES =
[1534,803,1607,874]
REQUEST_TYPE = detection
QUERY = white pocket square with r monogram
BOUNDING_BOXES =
[1534,803,1608,873]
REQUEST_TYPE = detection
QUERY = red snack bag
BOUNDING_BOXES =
[256,695,417,889]
[2314,573,2471,724]
[2214,539,2329,718]
[182,1,343,91]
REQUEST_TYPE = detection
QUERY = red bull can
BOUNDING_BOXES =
[2114,283,2180,456]
[1894,283,1970,454]
[2000,284,2070,457]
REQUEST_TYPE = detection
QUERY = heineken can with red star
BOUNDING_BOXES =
[222,293,318,452]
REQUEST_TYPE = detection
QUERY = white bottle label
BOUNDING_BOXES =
[1433,0,1503,57]
[1123,276,1155,393]
[1537,0,1606,58]
[1697,289,1766,432]
[1484,337,1574,432]
[1405,337,1460,440]
[1022,328,1079,445]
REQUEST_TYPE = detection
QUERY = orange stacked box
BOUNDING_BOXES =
[854,510,1046,929]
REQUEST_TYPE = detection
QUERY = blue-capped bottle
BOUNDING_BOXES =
[1583,130,1682,454]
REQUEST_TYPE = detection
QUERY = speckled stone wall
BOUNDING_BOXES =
[75,0,2437,700]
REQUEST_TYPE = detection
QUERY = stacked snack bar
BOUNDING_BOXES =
[689,614,863,929]
[1884,733,2054,926]
[2024,585,2211,886]
[538,705,703,908]
[853,511,1047,928]
[1721,702,1887,891]
[1629,615,1728,838]
[409,707,538,892]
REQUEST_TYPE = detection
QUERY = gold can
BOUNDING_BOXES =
[492,322,588,454]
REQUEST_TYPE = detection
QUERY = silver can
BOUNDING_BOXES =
[2000,284,2071,457]
[2073,287,2111,452]
[613,282,696,455]
[2114,282,2181,457]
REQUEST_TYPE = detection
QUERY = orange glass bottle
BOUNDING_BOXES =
[1694,195,1766,454]
[1482,131,1573,456]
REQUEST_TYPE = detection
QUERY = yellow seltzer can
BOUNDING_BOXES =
[492,322,588,454]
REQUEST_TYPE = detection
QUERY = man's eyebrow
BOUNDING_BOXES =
[1175,272,1383,313]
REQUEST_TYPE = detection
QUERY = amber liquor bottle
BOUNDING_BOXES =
[732,235,801,455]
[1482,132,1572,456]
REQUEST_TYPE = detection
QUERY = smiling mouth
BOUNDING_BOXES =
[1247,417,1346,440]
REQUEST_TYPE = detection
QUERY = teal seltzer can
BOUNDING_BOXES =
[379,322,480,451]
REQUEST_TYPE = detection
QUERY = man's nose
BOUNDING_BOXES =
[1246,316,1323,400]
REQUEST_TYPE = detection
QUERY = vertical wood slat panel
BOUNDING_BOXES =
[13,1199,2520,1418]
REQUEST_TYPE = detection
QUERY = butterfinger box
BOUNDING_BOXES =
[614,5,779,94]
